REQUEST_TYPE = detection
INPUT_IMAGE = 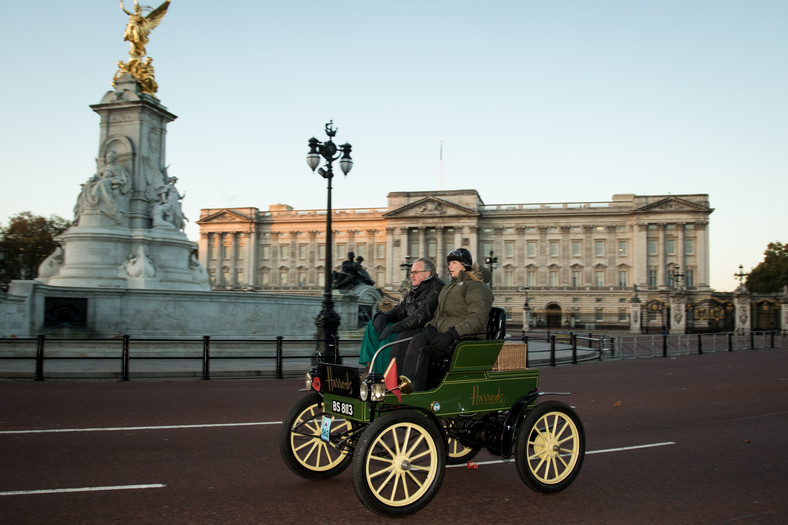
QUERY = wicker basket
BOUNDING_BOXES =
[493,343,528,371]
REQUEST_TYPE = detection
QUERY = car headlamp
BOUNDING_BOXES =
[370,381,387,402]
[359,381,369,401]
[305,372,313,391]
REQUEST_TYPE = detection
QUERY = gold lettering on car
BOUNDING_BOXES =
[325,367,354,395]
[470,385,504,406]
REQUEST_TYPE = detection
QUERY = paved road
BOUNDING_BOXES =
[1,349,787,524]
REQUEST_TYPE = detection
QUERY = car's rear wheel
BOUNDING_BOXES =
[442,419,480,465]
[515,400,585,492]
[352,411,445,517]
[279,393,353,480]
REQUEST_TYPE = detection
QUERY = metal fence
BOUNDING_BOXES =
[0,330,783,381]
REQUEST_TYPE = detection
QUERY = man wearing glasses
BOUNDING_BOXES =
[358,258,444,374]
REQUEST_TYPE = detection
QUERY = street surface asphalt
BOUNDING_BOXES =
[1,348,786,524]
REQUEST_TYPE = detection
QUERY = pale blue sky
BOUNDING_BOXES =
[1,1,785,292]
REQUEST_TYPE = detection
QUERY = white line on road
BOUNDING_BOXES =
[447,441,677,468]
[0,484,165,497]
[0,421,282,435]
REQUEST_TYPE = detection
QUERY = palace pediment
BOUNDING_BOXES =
[197,209,256,224]
[383,197,479,219]
[635,196,713,214]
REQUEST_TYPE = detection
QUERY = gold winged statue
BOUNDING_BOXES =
[114,0,171,95]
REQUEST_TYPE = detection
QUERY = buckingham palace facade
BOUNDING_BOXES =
[197,190,713,330]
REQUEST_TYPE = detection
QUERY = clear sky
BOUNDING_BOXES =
[1,1,785,292]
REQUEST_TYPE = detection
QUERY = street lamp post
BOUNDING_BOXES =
[734,264,749,290]
[306,120,353,364]
[485,250,498,290]
[522,285,531,333]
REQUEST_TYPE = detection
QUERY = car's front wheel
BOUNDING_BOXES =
[279,393,354,480]
[352,411,446,517]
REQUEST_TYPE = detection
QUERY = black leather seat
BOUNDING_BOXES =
[486,306,507,341]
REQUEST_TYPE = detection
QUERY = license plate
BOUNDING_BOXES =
[320,416,332,441]
[330,399,354,417]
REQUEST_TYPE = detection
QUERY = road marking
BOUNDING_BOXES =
[447,441,677,468]
[0,421,282,435]
[0,484,165,496]
[587,441,677,454]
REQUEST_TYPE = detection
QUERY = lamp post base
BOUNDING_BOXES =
[314,304,342,365]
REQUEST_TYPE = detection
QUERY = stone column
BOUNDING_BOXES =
[633,223,648,287]
[198,232,209,272]
[781,286,788,335]
[734,287,751,335]
[656,223,665,288]
[436,227,445,269]
[385,227,395,286]
[669,292,687,334]
[216,232,225,287]
[629,287,642,333]
[246,229,258,289]
[696,221,710,288]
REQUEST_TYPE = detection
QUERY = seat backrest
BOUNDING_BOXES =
[487,307,506,340]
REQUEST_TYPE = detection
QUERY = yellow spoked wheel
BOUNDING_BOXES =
[443,419,480,465]
[279,393,353,480]
[515,400,585,493]
[353,411,446,517]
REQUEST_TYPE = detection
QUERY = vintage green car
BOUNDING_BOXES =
[279,308,585,517]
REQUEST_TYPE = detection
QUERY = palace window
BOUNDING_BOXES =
[527,241,537,257]
[571,241,581,257]
[618,270,628,288]
[595,240,605,257]
[549,241,559,257]
[594,271,604,287]
[618,240,627,257]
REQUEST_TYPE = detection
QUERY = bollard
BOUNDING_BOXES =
[750,331,755,350]
[728,332,733,352]
[771,331,775,348]
[550,335,556,367]
[698,334,703,355]
[35,334,45,382]
[202,336,210,380]
[121,335,130,382]
[663,334,668,357]
[571,333,577,365]
[523,335,529,368]
[276,336,284,379]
